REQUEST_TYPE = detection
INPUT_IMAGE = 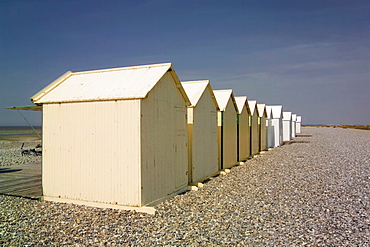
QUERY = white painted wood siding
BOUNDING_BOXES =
[283,120,292,141]
[250,112,259,156]
[267,118,274,149]
[259,116,267,151]
[296,116,302,133]
[291,114,297,138]
[220,97,238,169]
[270,118,283,147]
[140,72,188,206]
[238,105,250,161]
[42,100,142,206]
[190,89,218,182]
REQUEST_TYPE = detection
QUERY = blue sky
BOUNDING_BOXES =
[1,0,369,125]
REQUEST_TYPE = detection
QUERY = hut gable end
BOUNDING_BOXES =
[140,72,189,206]
[235,96,251,115]
[181,80,218,109]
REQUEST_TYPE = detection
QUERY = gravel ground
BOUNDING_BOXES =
[0,127,369,246]
[0,141,41,167]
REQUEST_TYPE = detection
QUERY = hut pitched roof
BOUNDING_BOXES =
[31,63,189,104]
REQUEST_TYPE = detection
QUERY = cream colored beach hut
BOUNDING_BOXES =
[283,111,292,142]
[296,116,302,133]
[265,106,274,149]
[181,80,219,184]
[257,104,268,152]
[31,63,190,208]
[268,105,283,147]
[235,96,251,162]
[248,100,259,156]
[291,114,297,139]
[213,90,238,169]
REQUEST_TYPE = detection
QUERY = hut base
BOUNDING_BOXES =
[41,196,156,215]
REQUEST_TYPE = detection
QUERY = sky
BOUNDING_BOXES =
[1,0,369,126]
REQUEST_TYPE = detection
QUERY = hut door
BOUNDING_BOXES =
[174,106,188,189]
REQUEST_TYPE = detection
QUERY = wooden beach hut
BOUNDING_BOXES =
[291,114,297,139]
[213,90,238,170]
[296,116,302,134]
[31,63,190,210]
[257,104,268,152]
[181,80,219,184]
[283,111,292,142]
[267,105,283,147]
[235,96,251,162]
[248,100,259,156]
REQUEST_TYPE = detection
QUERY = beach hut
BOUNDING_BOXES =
[235,96,251,162]
[31,63,190,209]
[283,112,292,142]
[181,80,219,184]
[296,116,302,133]
[265,106,274,149]
[257,104,268,152]
[213,90,238,169]
[291,114,297,139]
[248,100,259,156]
[267,105,283,147]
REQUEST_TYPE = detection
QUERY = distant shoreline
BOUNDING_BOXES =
[0,126,42,142]
[302,125,370,131]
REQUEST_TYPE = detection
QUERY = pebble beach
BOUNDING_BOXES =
[0,127,369,246]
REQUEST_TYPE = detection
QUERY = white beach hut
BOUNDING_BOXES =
[291,114,297,139]
[283,111,292,142]
[213,90,238,170]
[181,80,219,184]
[31,63,190,210]
[235,96,251,162]
[296,116,302,134]
[265,106,274,149]
[248,100,259,156]
[257,104,268,152]
[267,105,283,147]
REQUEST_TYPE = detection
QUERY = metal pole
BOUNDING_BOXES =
[16,109,42,139]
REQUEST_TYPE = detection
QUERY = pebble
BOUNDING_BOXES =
[0,127,369,246]
[0,141,41,167]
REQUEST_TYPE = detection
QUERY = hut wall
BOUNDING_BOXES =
[291,118,296,138]
[238,106,250,161]
[270,118,282,147]
[188,90,218,183]
[42,100,142,206]
[296,116,302,133]
[267,118,274,148]
[140,72,189,206]
[283,119,292,141]
[218,98,237,169]
[250,113,259,155]
[259,116,267,151]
